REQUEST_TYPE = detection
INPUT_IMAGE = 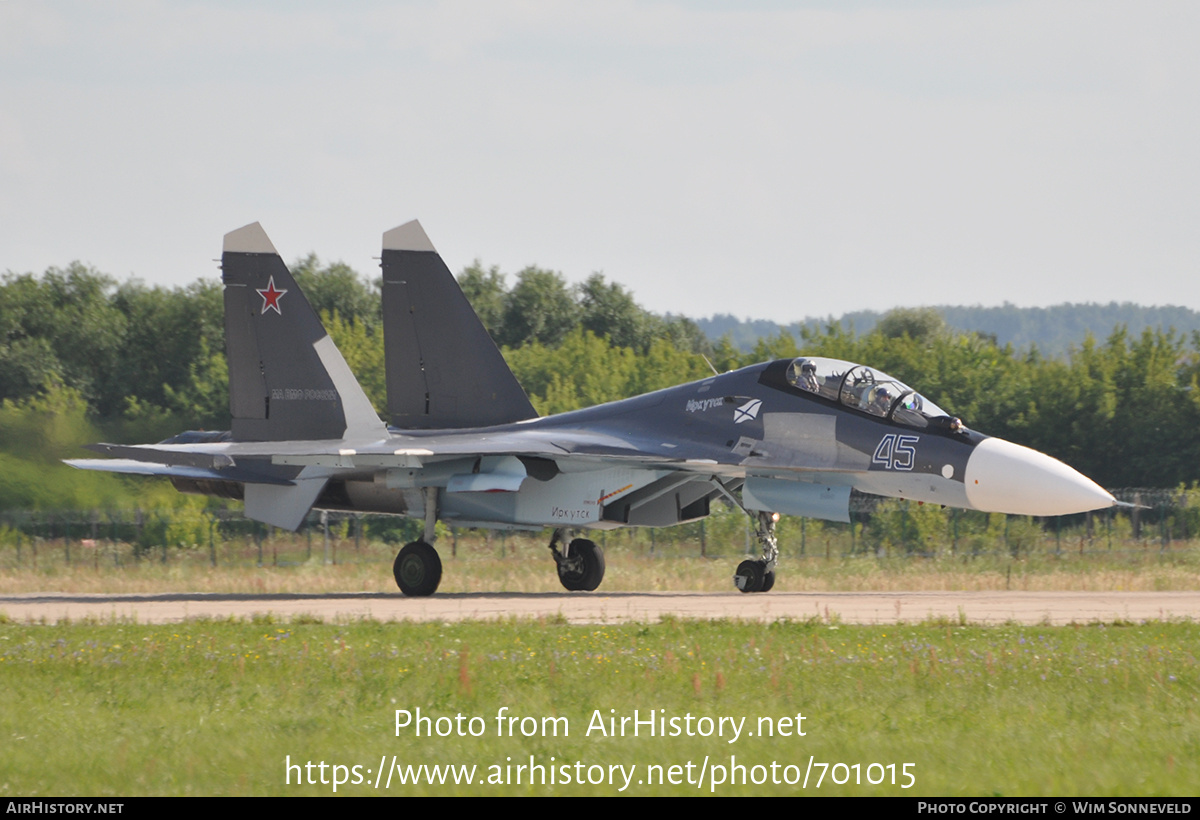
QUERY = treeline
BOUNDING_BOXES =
[0,257,380,433]
[699,302,1200,358]
[0,259,714,430]
[1,263,1199,511]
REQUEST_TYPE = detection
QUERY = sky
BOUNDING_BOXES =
[1,1,1197,323]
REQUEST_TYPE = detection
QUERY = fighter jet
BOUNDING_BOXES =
[67,221,1117,596]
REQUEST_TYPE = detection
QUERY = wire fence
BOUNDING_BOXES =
[0,488,1196,572]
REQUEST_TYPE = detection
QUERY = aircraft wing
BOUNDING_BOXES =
[68,420,861,479]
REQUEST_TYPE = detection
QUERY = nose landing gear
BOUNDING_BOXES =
[733,511,778,594]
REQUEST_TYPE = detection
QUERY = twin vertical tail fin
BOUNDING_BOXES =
[381,220,537,429]
[222,222,385,443]
[222,223,386,531]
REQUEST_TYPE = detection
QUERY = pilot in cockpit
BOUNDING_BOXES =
[789,359,820,393]
[870,384,894,415]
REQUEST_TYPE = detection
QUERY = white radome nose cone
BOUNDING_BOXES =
[964,438,1115,516]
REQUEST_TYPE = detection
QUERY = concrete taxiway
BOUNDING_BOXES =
[1,590,1196,625]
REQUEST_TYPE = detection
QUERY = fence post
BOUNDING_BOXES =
[108,511,119,567]
[322,510,330,565]
[1160,498,1168,553]
[1132,492,1142,541]
[1181,490,1190,541]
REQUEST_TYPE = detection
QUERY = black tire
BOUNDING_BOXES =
[759,569,776,593]
[393,540,442,597]
[558,538,605,592]
[735,559,763,593]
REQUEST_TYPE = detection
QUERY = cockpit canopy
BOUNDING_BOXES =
[785,357,955,429]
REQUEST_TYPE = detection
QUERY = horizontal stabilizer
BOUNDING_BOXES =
[84,443,234,470]
[64,458,295,486]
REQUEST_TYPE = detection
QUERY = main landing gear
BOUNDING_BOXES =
[393,486,443,597]
[393,540,442,597]
[549,528,606,592]
[733,511,779,594]
[392,526,609,596]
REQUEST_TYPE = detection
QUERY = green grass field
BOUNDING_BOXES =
[1,617,1196,796]
[3,529,1199,594]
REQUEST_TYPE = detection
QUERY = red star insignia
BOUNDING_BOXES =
[256,276,288,315]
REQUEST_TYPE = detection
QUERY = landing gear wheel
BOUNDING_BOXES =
[760,569,776,593]
[732,510,781,593]
[393,540,442,597]
[556,538,605,592]
[735,559,764,593]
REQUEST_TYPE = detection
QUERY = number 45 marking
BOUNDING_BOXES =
[873,433,919,471]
